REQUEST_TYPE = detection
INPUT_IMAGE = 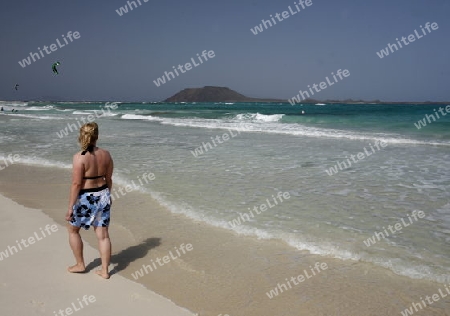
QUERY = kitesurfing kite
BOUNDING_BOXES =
[14,84,19,90]
[52,61,60,74]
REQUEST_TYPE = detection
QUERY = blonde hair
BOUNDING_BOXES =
[78,122,99,151]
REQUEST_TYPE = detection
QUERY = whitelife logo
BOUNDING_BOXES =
[131,243,193,280]
[376,22,439,59]
[250,0,313,35]
[288,69,350,105]
[153,50,215,87]
[0,224,58,262]
[18,31,81,68]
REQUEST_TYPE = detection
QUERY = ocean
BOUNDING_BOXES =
[1,100,449,284]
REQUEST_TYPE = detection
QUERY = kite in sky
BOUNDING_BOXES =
[14,84,19,90]
[52,62,60,74]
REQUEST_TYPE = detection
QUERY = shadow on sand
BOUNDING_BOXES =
[85,237,161,276]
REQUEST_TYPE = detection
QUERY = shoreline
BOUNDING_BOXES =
[1,164,449,315]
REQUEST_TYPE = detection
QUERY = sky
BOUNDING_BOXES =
[1,0,449,102]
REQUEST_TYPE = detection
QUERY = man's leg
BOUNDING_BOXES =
[67,224,86,273]
[94,226,111,279]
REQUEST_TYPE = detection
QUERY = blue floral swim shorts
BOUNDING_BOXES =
[69,184,111,230]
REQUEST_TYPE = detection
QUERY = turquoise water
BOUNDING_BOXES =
[1,100,449,283]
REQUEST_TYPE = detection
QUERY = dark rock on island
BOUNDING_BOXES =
[164,86,287,103]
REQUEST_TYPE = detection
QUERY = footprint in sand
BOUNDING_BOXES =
[131,293,140,300]
[30,299,45,312]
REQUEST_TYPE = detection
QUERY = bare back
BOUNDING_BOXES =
[72,147,113,190]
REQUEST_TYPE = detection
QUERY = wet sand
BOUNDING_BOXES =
[0,191,194,316]
[0,164,448,316]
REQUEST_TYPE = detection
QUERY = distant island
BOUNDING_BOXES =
[164,86,449,104]
[164,86,285,103]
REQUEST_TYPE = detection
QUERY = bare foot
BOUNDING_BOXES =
[95,270,110,279]
[67,263,86,273]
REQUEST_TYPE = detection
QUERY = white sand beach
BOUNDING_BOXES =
[0,194,195,316]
